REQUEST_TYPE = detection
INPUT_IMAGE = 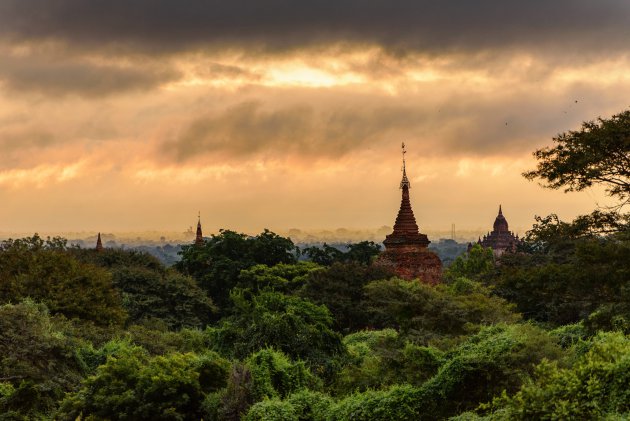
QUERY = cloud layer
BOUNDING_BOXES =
[0,2,629,232]
[1,0,629,55]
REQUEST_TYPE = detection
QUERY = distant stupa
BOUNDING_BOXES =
[472,205,521,256]
[375,143,442,284]
[195,212,204,246]
[95,232,104,252]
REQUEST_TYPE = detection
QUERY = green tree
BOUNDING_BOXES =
[523,109,630,206]
[112,267,216,329]
[326,324,563,420]
[177,229,298,312]
[298,262,394,333]
[302,241,382,266]
[59,343,230,421]
[446,244,495,281]
[209,290,344,377]
[478,332,630,420]
[237,262,322,294]
[494,230,630,326]
[332,329,443,395]
[302,243,345,266]
[0,235,126,326]
[0,300,84,418]
[364,278,520,344]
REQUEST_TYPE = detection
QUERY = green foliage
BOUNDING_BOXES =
[364,278,520,344]
[302,243,345,266]
[285,390,333,421]
[494,230,630,326]
[418,323,563,418]
[302,241,382,266]
[326,384,421,421]
[481,332,630,420]
[548,322,589,349]
[0,300,84,418]
[446,244,495,281]
[0,235,126,326]
[112,267,216,329]
[237,261,323,294]
[523,109,630,203]
[299,262,394,333]
[59,343,230,420]
[333,329,443,394]
[209,290,344,376]
[72,247,165,273]
[244,399,298,421]
[242,389,334,421]
[247,349,321,401]
[177,229,298,312]
[125,324,214,355]
[328,324,562,420]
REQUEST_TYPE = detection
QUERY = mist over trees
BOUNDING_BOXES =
[0,109,629,419]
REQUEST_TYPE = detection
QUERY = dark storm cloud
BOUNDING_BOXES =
[0,0,628,55]
[0,54,180,96]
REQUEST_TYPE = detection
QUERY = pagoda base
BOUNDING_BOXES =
[375,246,442,285]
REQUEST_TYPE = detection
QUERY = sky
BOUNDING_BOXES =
[0,0,629,238]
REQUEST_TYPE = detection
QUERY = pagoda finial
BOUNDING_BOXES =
[498,204,503,215]
[195,212,204,246]
[400,142,410,189]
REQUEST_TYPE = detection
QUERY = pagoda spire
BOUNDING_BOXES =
[400,141,410,189]
[95,233,103,252]
[195,212,204,246]
[383,143,429,248]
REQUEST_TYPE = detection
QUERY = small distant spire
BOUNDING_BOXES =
[195,212,204,246]
[498,204,503,215]
[400,142,410,189]
[95,233,103,252]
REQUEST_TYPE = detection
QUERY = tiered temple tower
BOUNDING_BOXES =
[95,232,104,252]
[375,143,442,284]
[474,205,521,256]
[195,213,204,246]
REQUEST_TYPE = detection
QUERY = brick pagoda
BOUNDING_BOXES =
[195,213,204,247]
[95,232,104,252]
[375,144,442,284]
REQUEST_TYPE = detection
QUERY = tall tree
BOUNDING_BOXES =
[177,229,298,312]
[523,109,630,207]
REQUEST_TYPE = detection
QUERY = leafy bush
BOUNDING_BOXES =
[209,290,344,376]
[244,399,298,421]
[0,300,84,418]
[333,329,443,394]
[480,332,630,420]
[298,262,394,333]
[326,324,562,420]
[326,384,421,421]
[112,267,216,329]
[177,229,299,312]
[417,323,562,418]
[237,262,322,294]
[364,278,520,344]
[247,349,321,401]
[58,344,229,420]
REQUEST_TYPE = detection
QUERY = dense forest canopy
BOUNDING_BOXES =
[0,110,629,419]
